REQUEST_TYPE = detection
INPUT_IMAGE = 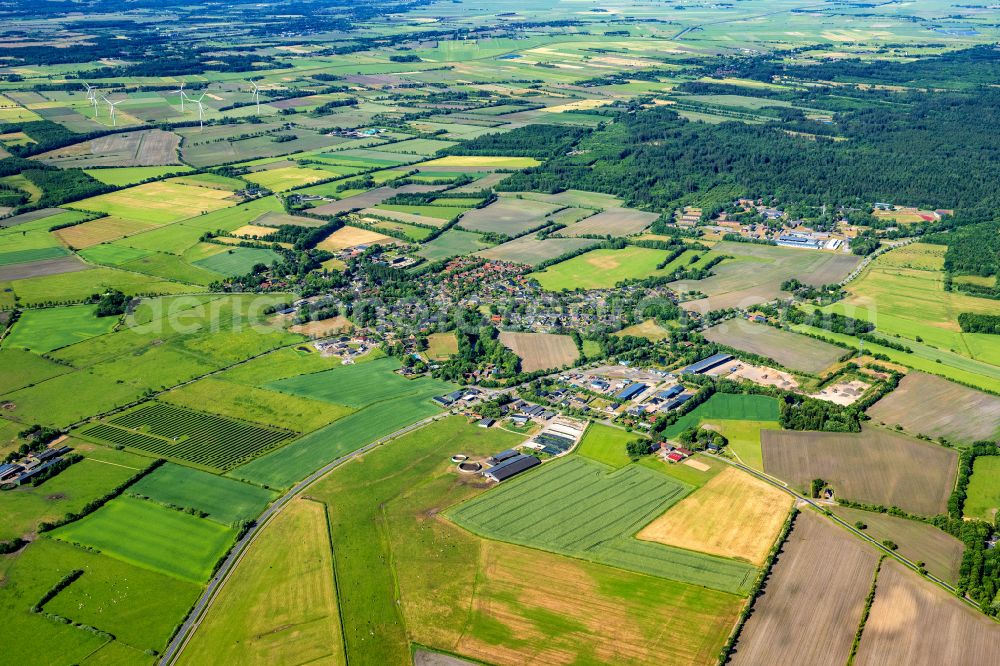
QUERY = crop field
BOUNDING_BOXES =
[52,496,236,584]
[376,203,469,220]
[54,215,160,248]
[316,225,401,251]
[560,208,658,236]
[131,463,276,525]
[530,247,713,291]
[85,165,191,186]
[964,456,1000,522]
[498,331,579,372]
[361,206,453,228]
[476,235,597,266]
[823,244,1000,367]
[78,402,295,472]
[2,304,117,353]
[576,422,634,467]
[243,165,332,191]
[66,180,235,224]
[637,467,792,565]
[38,129,181,167]
[731,511,879,666]
[661,394,781,438]
[178,498,345,665]
[761,428,958,515]
[447,456,757,594]
[458,196,561,235]
[702,318,845,374]
[855,560,1000,666]
[417,229,492,261]
[421,155,540,168]
[674,242,861,313]
[0,449,149,542]
[368,218,434,241]
[832,506,964,584]
[867,372,1000,442]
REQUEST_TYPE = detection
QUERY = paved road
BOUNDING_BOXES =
[709,454,980,610]
[159,411,450,665]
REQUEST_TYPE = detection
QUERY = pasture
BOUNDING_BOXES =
[421,155,540,168]
[964,456,1000,522]
[674,242,860,313]
[702,318,845,374]
[637,467,792,566]
[2,304,117,353]
[417,229,492,261]
[243,165,332,192]
[447,456,757,594]
[458,196,560,236]
[706,419,781,471]
[193,246,282,276]
[732,512,879,666]
[0,348,71,394]
[85,165,191,186]
[661,394,781,438]
[66,180,235,224]
[498,331,579,372]
[576,422,633,467]
[867,372,1000,443]
[832,506,964,584]
[761,428,958,515]
[79,402,295,472]
[855,560,1000,666]
[131,463,277,525]
[178,499,345,666]
[530,247,712,290]
[52,496,236,583]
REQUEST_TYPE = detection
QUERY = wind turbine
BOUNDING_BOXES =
[171,81,187,112]
[102,96,124,127]
[82,82,100,117]
[193,92,207,128]
[248,80,260,114]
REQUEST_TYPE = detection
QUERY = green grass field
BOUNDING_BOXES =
[2,305,119,353]
[530,247,714,290]
[447,456,757,594]
[193,247,282,276]
[709,419,782,471]
[964,456,1000,522]
[52,496,236,584]
[0,348,72,394]
[661,394,781,438]
[417,229,491,261]
[131,463,277,525]
[576,422,635,467]
[85,165,192,186]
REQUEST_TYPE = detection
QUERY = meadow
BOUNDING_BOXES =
[447,456,757,595]
[66,180,236,225]
[964,456,1000,522]
[762,428,958,516]
[178,499,345,665]
[0,348,71,394]
[707,419,781,471]
[732,512,879,666]
[661,393,781,438]
[702,318,845,374]
[52,496,236,584]
[576,422,634,467]
[417,229,492,261]
[131,463,277,525]
[2,304,117,353]
[85,165,192,186]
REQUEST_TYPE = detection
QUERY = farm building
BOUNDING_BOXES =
[478,417,495,428]
[776,233,823,250]
[661,394,693,411]
[616,383,647,401]
[484,454,540,482]
[679,353,733,375]
[488,449,519,465]
[657,385,684,400]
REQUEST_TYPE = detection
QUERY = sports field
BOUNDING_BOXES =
[448,456,757,594]
[179,499,345,665]
[702,318,845,374]
[498,331,579,372]
[867,372,1000,442]
[762,428,958,515]
[425,331,458,360]
[637,467,792,565]
[131,463,276,525]
[530,247,715,290]
[52,496,236,583]
[732,512,879,666]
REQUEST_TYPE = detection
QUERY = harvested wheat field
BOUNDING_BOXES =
[316,226,401,251]
[761,428,957,516]
[499,331,579,372]
[289,316,353,337]
[637,467,792,565]
[230,224,279,239]
[867,372,1000,443]
[731,511,879,666]
[856,560,1000,666]
[54,216,159,248]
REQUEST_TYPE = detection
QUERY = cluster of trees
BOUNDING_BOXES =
[441,124,590,159]
[780,279,844,303]
[435,319,521,382]
[90,289,129,317]
[958,313,1000,335]
[676,426,727,451]
[785,308,875,335]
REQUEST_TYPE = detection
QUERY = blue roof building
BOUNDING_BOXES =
[679,353,733,375]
